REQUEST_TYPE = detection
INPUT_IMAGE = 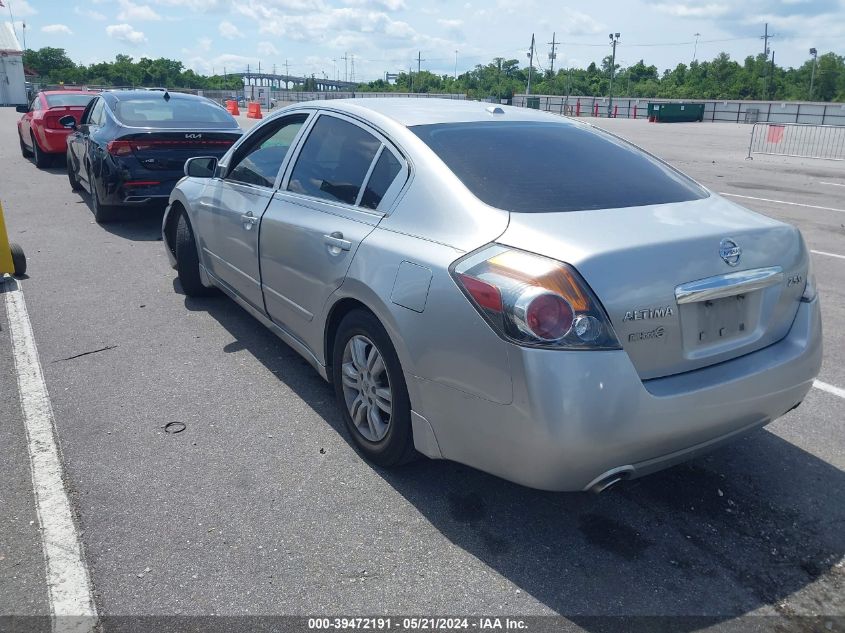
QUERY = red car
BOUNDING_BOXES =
[17,90,98,168]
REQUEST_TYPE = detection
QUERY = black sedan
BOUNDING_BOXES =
[63,90,242,223]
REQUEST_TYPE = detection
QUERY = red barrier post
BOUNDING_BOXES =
[613,105,618,118]
[633,105,637,119]
[593,103,599,117]
[576,99,581,116]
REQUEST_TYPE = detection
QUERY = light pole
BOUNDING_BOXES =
[809,47,818,100]
[454,50,458,80]
[526,33,535,96]
[607,32,620,117]
[692,32,700,64]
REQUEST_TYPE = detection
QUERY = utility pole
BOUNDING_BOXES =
[607,32,620,117]
[761,22,770,57]
[526,33,535,96]
[351,54,355,83]
[284,59,290,77]
[809,47,818,100]
[769,50,776,100]
[409,63,413,93]
[454,49,458,80]
[692,32,700,64]
[548,32,558,75]
[341,52,349,83]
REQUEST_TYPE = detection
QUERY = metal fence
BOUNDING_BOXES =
[513,94,845,126]
[747,123,845,160]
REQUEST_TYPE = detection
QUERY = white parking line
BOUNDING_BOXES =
[814,380,845,400]
[719,192,845,214]
[3,277,98,632]
[811,250,845,260]
[819,181,845,187]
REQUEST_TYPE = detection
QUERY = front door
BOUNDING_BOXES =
[193,113,310,310]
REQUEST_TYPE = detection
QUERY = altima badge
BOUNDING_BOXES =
[719,238,741,266]
[623,306,674,322]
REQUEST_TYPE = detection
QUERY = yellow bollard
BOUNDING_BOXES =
[0,201,26,276]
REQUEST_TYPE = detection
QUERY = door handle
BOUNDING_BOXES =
[324,232,351,252]
[241,212,259,230]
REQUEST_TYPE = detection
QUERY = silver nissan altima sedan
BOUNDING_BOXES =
[162,98,822,492]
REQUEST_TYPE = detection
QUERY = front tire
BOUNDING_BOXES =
[332,310,416,467]
[10,243,27,276]
[174,212,215,297]
[31,133,51,168]
[87,165,116,223]
[19,132,32,158]
[67,154,82,191]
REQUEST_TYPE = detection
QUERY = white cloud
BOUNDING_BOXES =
[218,20,244,39]
[653,3,731,18]
[41,24,74,35]
[74,6,107,20]
[106,23,148,45]
[151,0,232,9]
[10,0,37,17]
[257,41,280,56]
[343,0,407,10]
[117,0,163,21]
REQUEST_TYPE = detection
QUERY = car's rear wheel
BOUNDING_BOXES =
[87,165,116,223]
[10,243,27,277]
[174,212,215,297]
[67,154,82,191]
[19,132,32,158]
[332,310,416,467]
[31,133,51,168]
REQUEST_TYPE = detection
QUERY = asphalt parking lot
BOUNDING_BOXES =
[1,107,843,631]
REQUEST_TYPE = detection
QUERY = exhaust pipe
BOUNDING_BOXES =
[585,466,634,494]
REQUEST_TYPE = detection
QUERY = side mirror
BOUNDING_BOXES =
[185,156,218,178]
[58,115,77,130]
[16,105,29,113]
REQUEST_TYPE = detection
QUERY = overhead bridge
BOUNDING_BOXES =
[234,71,358,92]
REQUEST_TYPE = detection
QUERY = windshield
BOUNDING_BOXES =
[45,94,96,108]
[111,97,237,128]
[411,120,708,212]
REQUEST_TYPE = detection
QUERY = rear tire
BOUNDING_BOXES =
[10,243,27,277]
[174,213,215,297]
[332,309,416,467]
[87,165,116,223]
[31,133,51,168]
[19,132,32,158]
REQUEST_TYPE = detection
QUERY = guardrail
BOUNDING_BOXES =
[747,122,845,161]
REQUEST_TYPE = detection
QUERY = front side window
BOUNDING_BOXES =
[412,121,709,213]
[287,115,381,206]
[227,114,308,188]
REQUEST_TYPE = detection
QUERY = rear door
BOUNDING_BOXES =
[259,112,408,341]
[193,113,311,310]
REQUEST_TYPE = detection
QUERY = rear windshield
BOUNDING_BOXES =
[111,97,236,129]
[411,121,708,212]
[45,94,96,108]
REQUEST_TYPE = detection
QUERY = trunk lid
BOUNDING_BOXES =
[44,105,87,130]
[109,130,241,171]
[497,195,808,380]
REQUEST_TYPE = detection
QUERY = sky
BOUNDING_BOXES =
[4,0,845,82]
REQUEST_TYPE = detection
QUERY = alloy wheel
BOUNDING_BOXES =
[341,334,393,442]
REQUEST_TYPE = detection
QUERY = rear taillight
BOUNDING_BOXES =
[107,140,134,156]
[451,245,620,350]
[107,139,235,156]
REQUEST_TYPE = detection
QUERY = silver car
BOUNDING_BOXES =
[162,99,822,492]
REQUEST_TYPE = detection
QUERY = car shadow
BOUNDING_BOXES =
[181,287,844,627]
[82,195,166,242]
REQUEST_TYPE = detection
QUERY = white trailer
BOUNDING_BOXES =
[0,23,27,107]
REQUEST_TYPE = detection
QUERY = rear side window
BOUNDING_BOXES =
[411,121,708,212]
[46,94,96,108]
[227,114,308,188]
[360,149,402,210]
[288,115,381,205]
[111,97,236,128]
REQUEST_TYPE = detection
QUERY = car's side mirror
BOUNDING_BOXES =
[185,156,218,178]
[58,115,77,130]
[16,105,29,113]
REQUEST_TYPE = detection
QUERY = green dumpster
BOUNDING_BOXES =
[526,96,540,110]
[648,102,704,122]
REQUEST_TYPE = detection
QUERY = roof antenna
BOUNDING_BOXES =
[163,90,171,101]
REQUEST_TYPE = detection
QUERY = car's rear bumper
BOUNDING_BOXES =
[412,296,822,491]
